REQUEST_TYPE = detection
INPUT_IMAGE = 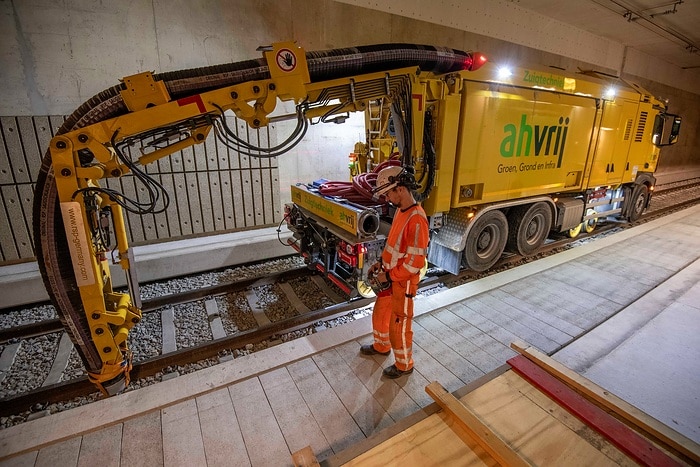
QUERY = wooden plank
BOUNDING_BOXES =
[510,371,638,466]
[196,387,251,467]
[121,411,164,467]
[426,381,532,467]
[342,406,489,466]
[407,338,465,395]
[292,446,320,467]
[541,262,643,306]
[508,354,684,467]
[511,342,700,465]
[77,423,122,467]
[464,370,628,466]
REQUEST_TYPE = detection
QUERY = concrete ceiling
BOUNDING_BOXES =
[512,0,700,70]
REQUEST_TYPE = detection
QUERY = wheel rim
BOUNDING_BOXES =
[525,213,545,245]
[583,208,597,234]
[567,223,582,238]
[476,225,498,258]
[357,280,376,298]
[464,209,508,272]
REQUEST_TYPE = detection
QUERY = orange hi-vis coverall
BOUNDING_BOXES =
[371,203,429,371]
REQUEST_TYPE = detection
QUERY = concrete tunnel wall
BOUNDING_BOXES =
[2,0,699,206]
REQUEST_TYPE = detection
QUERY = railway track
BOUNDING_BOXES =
[1,178,699,423]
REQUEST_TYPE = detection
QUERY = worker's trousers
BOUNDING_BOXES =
[371,278,418,371]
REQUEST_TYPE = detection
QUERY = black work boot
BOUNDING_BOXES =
[359,344,390,356]
[382,364,413,378]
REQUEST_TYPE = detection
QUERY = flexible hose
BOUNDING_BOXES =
[32,43,473,375]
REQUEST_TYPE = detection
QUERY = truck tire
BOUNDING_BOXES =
[627,184,649,222]
[463,210,508,272]
[506,202,552,256]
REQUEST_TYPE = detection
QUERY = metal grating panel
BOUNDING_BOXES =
[0,115,280,264]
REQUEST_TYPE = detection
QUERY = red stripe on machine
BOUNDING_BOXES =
[177,95,206,113]
[412,94,423,111]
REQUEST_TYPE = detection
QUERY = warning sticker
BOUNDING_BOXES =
[276,48,297,72]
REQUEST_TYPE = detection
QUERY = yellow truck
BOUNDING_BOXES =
[34,42,680,393]
[284,52,681,292]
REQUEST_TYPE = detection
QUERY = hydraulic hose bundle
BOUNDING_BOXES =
[32,42,475,386]
[318,159,401,205]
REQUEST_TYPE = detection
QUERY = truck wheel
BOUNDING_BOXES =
[627,184,648,222]
[463,210,508,272]
[506,202,552,256]
[583,208,597,233]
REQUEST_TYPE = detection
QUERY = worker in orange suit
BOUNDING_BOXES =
[361,166,429,378]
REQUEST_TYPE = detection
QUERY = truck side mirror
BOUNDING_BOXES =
[669,116,681,145]
[652,113,681,147]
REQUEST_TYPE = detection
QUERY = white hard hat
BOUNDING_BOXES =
[373,166,404,196]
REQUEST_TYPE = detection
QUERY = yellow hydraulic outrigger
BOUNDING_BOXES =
[50,42,432,393]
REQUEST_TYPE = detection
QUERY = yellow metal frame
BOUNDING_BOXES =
[50,41,671,391]
[50,43,426,389]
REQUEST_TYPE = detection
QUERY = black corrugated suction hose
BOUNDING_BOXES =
[32,44,473,376]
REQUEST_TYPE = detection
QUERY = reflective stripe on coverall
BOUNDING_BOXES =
[371,204,429,371]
